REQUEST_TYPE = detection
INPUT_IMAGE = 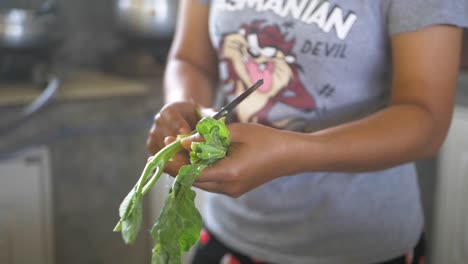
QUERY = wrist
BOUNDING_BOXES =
[274,130,322,176]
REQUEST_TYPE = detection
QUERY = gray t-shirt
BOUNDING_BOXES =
[195,1,468,263]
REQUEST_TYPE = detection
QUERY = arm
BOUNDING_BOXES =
[163,0,218,106]
[191,25,463,197]
[147,0,218,156]
[298,25,462,172]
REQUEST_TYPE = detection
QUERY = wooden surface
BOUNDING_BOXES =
[0,70,158,106]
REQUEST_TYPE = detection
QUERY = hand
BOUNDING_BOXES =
[183,122,292,198]
[147,101,202,175]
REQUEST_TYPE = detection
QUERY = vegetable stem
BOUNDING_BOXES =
[113,220,122,232]
[142,165,162,196]
[115,117,230,264]
[137,138,184,194]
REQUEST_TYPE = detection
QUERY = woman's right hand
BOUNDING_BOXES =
[146,101,208,176]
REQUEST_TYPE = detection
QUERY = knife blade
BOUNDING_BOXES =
[211,79,264,120]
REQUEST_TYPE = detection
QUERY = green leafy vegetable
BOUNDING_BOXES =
[151,165,205,264]
[114,117,230,264]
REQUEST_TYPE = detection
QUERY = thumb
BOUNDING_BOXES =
[180,133,204,150]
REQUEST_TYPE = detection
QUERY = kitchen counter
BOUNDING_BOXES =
[0,69,159,106]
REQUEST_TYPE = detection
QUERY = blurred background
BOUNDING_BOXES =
[0,0,176,263]
[0,0,467,263]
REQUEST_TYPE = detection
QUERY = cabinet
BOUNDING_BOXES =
[0,147,54,264]
[432,106,468,263]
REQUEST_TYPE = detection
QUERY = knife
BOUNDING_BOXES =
[211,79,264,120]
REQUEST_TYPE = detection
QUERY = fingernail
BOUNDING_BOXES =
[164,136,176,145]
[180,137,191,149]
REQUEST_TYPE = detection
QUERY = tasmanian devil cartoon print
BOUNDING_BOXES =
[220,20,316,127]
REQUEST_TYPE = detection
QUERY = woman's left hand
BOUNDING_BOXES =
[182,122,292,198]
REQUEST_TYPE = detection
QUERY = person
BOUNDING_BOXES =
[146,0,468,263]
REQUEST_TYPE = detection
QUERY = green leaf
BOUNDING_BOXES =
[116,186,144,244]
[150,168,203,264]
[190,117,230,164]
[190,143,226,164]
[119,188,136,220]
[121,192,143,245]
[115,117,231,264]
[151,246,173,264]
[150,117,231,264]
[196,117,230,148]
[173,165,205,196]
[114,140,183,241]
[114,188,138,232]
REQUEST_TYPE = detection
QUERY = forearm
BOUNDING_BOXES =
[282,26,461,175]
[189,102,452,197]
[163,59,217,107]
[282,103,449,174]
[188,26,461,197]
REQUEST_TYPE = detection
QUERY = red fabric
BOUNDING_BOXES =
[199,229,210,245]
[418,256,425,264]
[405,252,413,264]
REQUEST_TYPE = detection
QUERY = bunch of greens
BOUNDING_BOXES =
[114,117,230,264]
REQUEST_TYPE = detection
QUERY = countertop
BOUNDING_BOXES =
[0,70,160,106]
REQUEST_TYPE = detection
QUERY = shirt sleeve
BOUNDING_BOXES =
[388,0,468,35]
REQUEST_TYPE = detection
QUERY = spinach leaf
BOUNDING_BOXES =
[190,117,230,164]
[150,117,230,264]
[151,165,205,264]
[114,117,230,264]
[120,191,143,244]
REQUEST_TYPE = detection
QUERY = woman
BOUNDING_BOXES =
[147,0,467,263]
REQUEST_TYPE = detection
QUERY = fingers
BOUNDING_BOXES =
[192,180,243,198]
[146,104,195,154]
[192,181,223,193]
[157,109,192,137]
[194,155,239,183]
[180,133,204,150]
[164,152,190,176]
[164,136,177,145]
[147,125,165,155]
[178,121,247,151]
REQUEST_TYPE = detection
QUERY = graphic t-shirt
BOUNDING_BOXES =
[196,1,468,263]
